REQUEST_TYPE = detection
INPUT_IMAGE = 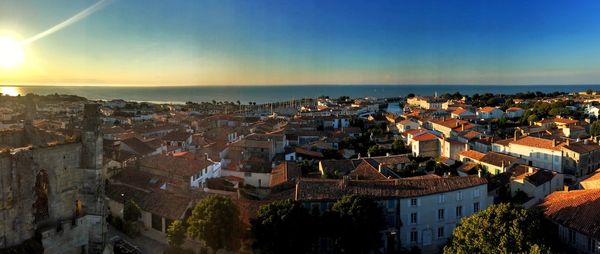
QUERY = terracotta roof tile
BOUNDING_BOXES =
[296,175,487,201]
[540,189,600,239]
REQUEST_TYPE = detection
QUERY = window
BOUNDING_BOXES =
[410,198,418,207]
[473,188,481,198]
[437,227,445,238]
[438,209,445,220]
[387,200,395,209]
[457,191,463,201]
[410,212,418,224]
[473,202,480,213]
[438,194,445,203]
[456,206,463,217]
[588,237,597,252]
[151,213,162,232]
[410,230,418,243]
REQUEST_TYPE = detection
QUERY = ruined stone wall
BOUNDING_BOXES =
[0,143,84,249]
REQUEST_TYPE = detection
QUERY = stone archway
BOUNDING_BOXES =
[33,169,49,223]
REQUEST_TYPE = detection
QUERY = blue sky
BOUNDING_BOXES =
[1,0,600,85]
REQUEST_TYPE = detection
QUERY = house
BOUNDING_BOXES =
[429,118,474,137]
[450,108,476,120]
[585,104,600,118]
[440,137,468,161]
[509,164,564,208]
[562,125,587,138]
[120,137,164,157]
[459,150,522,175]
[505,107,525,118]
[477,107,504,120]
[493,135,564,173]
[285,147,324,161]
[295,175,490,253]
[162,130,192,151]
[540,189,600,253]
[139,153,220,189]
[580,169,600,189]
[561,139,600,177]
[270,161,301,188]
[396,119,420,133]
[411,133,440,158]
[106,184,192,243]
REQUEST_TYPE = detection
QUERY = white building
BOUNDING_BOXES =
[477,107,504,120]
[295,175,491,253]
[493,136,564,173]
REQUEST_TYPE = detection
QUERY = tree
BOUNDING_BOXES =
[187,195,243,251]
[392,139,408,153]
[251,200,315,254]
[591,121,600,137]
[444,203,552,254]
[367,144,385,157]
[166,220,187,249]
[330,195,385,253]
[527,114,538,124]
[123,199,141,222]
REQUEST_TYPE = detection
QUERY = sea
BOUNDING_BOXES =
[1,84,600,105]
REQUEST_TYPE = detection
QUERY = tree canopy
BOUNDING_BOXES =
[591,121,600,137]
[166,220,187,248]
[444,203,551,254]
[187,195,243,251]
[251,199,315,254]
[123,199,141,222]
[330,195,385,253]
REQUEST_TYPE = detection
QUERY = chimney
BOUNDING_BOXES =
[368,153,371,158]
[501,160,505,171]
[342,175,350,189]
[461,124,465,132]
[386,152,390,157]
[378,164,384,173]
[566,139,570,146]
[357,153,361,159]
[528,166,535,174]
[552,139,556,147]
[477,169,483,178]
[563,185,570,192]
[513,130,518,141]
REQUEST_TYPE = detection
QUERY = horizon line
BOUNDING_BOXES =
[3,82,600,88]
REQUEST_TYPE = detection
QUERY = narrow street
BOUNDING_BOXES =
[107,225,167,254]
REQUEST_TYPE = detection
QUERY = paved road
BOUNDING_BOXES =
[107,225,167,254]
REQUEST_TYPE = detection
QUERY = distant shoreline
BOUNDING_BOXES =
[1,84,598,104]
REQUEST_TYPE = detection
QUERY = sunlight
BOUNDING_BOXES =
[0,87,21,96]
[0,37,25,68]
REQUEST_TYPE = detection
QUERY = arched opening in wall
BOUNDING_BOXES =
[33,169,50,224]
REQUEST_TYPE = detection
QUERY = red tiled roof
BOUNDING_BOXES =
[296,175,487,201]
[510,136,563,151]
[459,150,486,161]
[506,107,523,112]
[412,133,438,141]
[540,189,600,239]
[553,118,579,125]
[348,160,387,180]
[479,106,499,113]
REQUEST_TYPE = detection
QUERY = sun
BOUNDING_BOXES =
[0,37,24,68]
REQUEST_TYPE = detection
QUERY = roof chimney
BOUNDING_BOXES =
[528,166,535,174]
[357,153,361,159]
[386,152,390,157]
[566,139,570,146]
[513,130,518,141]
[461,124,465,132]
[552,139,557,147]
[378,163,384,173]
[477,169,483,178]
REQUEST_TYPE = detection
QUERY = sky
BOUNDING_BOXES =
[1,0,600,86]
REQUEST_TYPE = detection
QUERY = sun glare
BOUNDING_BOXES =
[0,37,24,68]
[0,87,21,96]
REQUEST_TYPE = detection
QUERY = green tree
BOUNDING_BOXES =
[166,220,187,249]
[443,203,552,254]
[367,144,385,157]
[527,114,538,124]
[187,195,243,252]
[591,121,600,137]
[251,200,315,254]
[123,199,141,222]
[392,139,408,153]
[330,195,385,253]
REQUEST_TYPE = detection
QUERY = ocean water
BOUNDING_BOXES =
[1,84,600,104]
